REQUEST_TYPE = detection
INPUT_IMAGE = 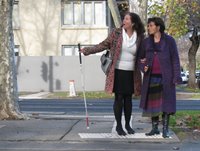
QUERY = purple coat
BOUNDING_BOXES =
[139,33,182,113]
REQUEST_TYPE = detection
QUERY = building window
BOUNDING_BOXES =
[14,45,20,56]
[13,0,20,29]
[62,45,79,56]
[62,45,104,56]
[61,0,106,27]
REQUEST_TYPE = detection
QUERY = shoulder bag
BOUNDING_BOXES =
[100,50,112,75]
[100,31,119,75]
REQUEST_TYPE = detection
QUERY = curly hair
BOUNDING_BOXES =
[125,12,145,35]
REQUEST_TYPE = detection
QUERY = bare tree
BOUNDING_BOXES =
[0,0,25,119]
[188,26,200,88]
[130,0,148,25]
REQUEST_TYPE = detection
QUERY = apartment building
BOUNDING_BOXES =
[13,0,114,56]
[12,0,124,92]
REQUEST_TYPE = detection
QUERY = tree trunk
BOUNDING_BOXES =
[129,0,148,25]
[0,0,25,119]
[164,0,175,29]
[188,26,200,88]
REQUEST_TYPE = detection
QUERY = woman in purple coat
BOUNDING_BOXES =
[140,17,182,138]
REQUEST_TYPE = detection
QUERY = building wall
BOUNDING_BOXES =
[14,0,109,56]
[17,56,106,92]
[14,0,109,92]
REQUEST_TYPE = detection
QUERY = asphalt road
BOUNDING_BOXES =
[19,99,200,115]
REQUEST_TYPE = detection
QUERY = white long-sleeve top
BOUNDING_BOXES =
[115,28,137,71]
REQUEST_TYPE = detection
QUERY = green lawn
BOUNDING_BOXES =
[47,91,141,99]
[176,85,200,93]
[47,91,114,99]
[169,111,200,140]
[170,110,200,129]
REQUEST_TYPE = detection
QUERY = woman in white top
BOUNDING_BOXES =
[81,12,145,135]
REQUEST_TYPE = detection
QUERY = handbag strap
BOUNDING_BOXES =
[105,50,110,57]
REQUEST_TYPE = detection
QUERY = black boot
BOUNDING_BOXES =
[145,116,160,136]
[124,94,135,134]
[114,94,126,136]
[162,113,170,138]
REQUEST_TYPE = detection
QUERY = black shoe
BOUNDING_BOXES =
[116,126,127,136]
[125,125,135,134]
[146,116,160,136]
[145,129,160,136]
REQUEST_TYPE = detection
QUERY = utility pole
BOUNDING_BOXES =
[107,0,122,28]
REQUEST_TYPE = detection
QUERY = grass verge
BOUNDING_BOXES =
[176,85,200,99]
[47,91,114,99]
[170,110,200,129]
[47,91,140,99]
[170,111,200,140]
[176,85,200,93]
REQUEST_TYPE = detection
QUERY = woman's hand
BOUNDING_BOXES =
[144,65,149,72]
[140,58,146,64]
[80,48,85,53]
[80,47,88,56]
[140,58,149,72]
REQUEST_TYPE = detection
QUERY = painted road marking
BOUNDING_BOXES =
[79,132,168,139]
[79,115,173,139]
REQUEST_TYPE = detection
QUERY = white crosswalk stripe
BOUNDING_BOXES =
[78,115,174,140]
[79,133,167,139]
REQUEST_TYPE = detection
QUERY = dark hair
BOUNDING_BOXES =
[148,17,165,33]
[125,12,145,35]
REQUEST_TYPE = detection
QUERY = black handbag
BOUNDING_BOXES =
[100,50,112,75]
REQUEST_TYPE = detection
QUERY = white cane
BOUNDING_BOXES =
[78,43,89,129]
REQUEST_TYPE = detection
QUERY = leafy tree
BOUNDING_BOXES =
[148,0,189,38]
[148,0,200,88]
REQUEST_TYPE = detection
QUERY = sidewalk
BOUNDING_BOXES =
[176,91,199,100]
[19,92,50,99]
[0,113,179,143]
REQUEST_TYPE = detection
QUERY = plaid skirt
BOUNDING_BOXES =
[142,74,163,117]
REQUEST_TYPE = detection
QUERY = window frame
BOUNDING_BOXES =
[14,45,20,56]
[13,0,20,29]
[61,0,107,29]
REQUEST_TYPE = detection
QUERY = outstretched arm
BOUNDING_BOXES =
[81,30,115,56]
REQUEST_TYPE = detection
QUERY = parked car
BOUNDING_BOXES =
[181,72,188,84]
[185,70,189,78]
[196,70,200,79]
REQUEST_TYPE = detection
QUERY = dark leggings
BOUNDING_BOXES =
[113,93,132,128]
